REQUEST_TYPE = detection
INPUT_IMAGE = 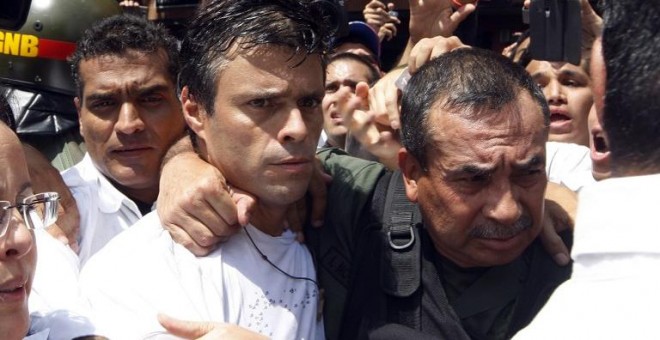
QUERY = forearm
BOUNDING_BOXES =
[160,134,197,171]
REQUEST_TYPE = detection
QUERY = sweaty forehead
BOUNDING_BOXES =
[216,47,324,92]
[80,50,173,92]
[428,94,547,166]
[326,59,371,82]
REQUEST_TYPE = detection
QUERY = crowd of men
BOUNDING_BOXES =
[0,0,658,339]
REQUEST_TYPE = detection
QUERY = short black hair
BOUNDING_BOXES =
[69,14,179,98]
[400,48,549,168]
[601,0,660,173]
[179,0,338,115]
[327,52,381,85]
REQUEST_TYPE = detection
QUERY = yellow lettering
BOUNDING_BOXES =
[4,32,19,56]
[0,32,4,53]
[20,34,38,57]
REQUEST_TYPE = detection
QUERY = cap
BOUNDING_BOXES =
[333,21,381,60]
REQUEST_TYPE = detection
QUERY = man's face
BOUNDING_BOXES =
[401,92,548,268]
[322,58,374,146]
[527,60,593,147]
[189,47,324,209]
[0,125,37,339]
[75,50,184,203]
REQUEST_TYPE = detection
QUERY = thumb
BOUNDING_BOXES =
[450,3,477,27]
[387,2,395,10]
[158,313,215,339]
[229,187,256,227]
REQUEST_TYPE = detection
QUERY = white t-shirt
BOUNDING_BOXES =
[80,212,324,340]
[545,141,595,192]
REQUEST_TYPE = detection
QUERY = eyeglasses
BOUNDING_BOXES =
[0,192,59,237]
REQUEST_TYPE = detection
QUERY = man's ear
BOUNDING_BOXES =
[398,148,422,203]
[74,97,84,138]
[181,86,207,141]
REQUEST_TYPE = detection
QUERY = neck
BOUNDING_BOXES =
[249,202,289,236]
[108,177,158,206]
[327,134,346,149]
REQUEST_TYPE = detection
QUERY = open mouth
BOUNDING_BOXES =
[593,135,608,153]
[550,113,570,123]
[590,130,610,162]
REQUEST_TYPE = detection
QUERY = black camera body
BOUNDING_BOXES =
[524,0,582,65]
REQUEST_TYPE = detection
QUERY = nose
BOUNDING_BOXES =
[483,181,522,226]
[278,107,309,143]
[0,212,34,260]
[114,102,145,134]
[545,79,566,105]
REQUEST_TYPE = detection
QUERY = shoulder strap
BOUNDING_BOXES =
[379,170,422,297]
[374,170,423,330]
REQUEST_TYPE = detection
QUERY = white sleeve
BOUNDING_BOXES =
[545,141,596,192]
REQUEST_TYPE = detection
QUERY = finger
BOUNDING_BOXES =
[366,0,386,10]
[540,217,571,266]
[158,314,215,339]
[170,193,232,246]
[449,3,477,27]
[410,38,434,74]
[165,222,219,257]
[231,188,256,227]
[382,23,398,38]
[387,2,395,10]
[429,36,468,59]
[365,16,387,27]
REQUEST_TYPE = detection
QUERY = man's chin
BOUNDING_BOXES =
[473,234,535,266]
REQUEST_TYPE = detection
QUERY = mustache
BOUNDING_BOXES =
[469,214,533,239]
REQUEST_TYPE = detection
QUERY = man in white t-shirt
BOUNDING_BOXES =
[79,0,336,338]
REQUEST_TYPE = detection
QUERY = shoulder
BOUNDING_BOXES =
[80,213,168,279]
[61,154,98,187]
[318,147,387,195]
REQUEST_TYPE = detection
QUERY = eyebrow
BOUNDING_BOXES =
[85,83,172,102]
[85,92,116,103]
[15,181,32,202]
[512,155,545,171]
[136,84,172,96]
[325,79,359,88]
[445,164,496,178]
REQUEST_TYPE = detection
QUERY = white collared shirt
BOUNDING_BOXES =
[61,153,151,267]
[514,173,660,340]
